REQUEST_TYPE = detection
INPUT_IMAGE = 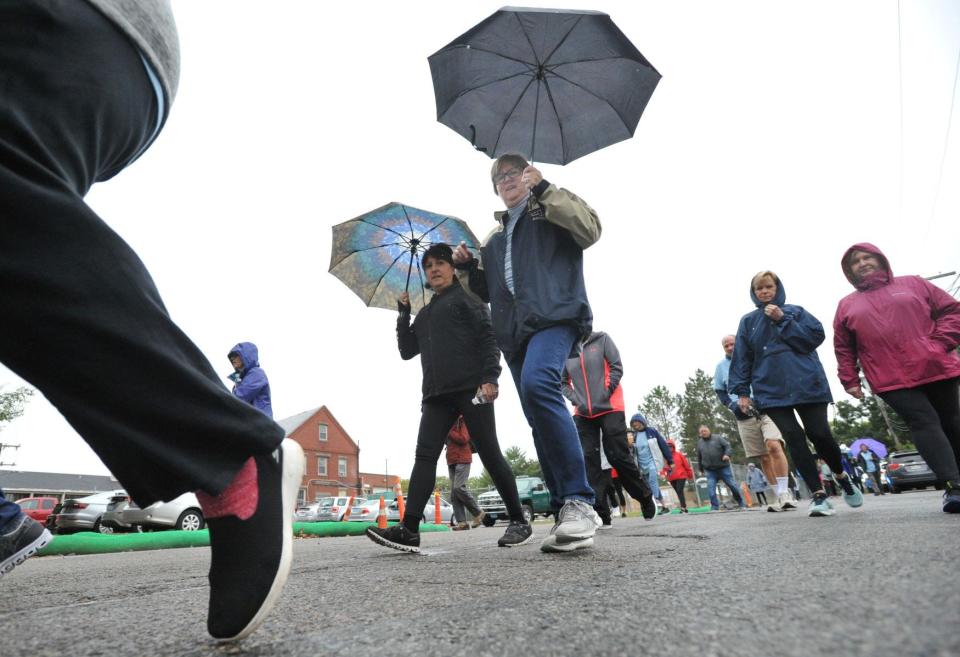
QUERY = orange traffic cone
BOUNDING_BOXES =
[377,495,388,528]
[341,495,354,521]
[434,490,442,524]
[395,483,406,519]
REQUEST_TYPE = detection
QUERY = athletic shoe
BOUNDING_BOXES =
[540,533,594,553]
[471,510,487,528]
[681,508,689,514]
[658,505,670,515]
[766,502,783,512]
[808,494,835,517]
[498,521,533,547]
[639,494,657,520]
[366,523,421,553]
[451,522,470,531]
[841,482,864,508]
[0,514,53,577]
[553,500,601,544]
[942,482,960,513]
[779,493,797,510]
[598,519,613,530]
[206,439,305,642]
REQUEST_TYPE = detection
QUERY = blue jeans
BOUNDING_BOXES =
[507,325,594,510]
[638,457,662,501]
[705,465,744,509]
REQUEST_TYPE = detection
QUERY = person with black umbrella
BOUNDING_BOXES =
[453,154,610,553]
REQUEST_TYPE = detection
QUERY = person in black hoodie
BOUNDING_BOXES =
[366,244,531,553]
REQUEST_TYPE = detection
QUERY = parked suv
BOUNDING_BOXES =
[55,490,126,534]
[477,476,551,525]
[121,492,205,531]
[15,496,59,525]
[886,450,940,493]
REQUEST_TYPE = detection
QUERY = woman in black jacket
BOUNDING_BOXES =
[366,244,531,553]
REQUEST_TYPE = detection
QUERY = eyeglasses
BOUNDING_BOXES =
[493,168,522,186]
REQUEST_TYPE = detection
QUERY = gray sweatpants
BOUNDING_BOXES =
[448,463,482,522]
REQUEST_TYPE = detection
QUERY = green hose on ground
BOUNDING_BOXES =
[37,521,451,556]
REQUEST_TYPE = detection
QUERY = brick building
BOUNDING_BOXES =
[278,406,361,506]
[359,472,402,499]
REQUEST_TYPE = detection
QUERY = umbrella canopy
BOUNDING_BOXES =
[428,6,661,165]
[329,202,480,314]
[850,438,888,459]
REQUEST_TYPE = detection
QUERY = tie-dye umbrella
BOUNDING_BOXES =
[329,202,480,314]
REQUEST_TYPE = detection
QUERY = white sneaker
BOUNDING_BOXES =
[540,533,594,552]
[779,493,797,510]
[553,500,600,544]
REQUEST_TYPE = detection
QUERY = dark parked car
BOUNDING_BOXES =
[886,450,940,493]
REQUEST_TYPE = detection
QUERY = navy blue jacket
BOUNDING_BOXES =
[630,412,673,467]
[460,180,599,359]
[229,342,273,418]
[728,278,832,409]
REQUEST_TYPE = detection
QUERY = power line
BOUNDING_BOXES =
[898,0,905,222]
[925,21,960,242]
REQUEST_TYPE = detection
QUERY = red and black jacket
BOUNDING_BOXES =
[561,331,624,418]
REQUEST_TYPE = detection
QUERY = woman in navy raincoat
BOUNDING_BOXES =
[729,271,863,517]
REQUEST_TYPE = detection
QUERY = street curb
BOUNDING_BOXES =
[36,522,450,556]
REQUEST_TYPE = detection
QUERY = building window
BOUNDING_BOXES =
[318,456,328,477]
[297,488,306,506]
[319,423,328,442]
[339,456,348,478]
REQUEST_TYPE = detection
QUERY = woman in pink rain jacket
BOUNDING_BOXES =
[833,242,960,513]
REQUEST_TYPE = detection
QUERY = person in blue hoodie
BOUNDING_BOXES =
[629,413,674,513]
[228,342,273,418]
[728,271,863,517]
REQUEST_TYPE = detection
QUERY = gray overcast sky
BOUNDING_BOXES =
[1,0,958,485]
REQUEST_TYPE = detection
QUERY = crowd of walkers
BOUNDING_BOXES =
[0,1,957,645]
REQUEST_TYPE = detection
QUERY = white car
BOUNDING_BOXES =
[387,496,454,524]
[345,498,382,522]
[121,492,205,531]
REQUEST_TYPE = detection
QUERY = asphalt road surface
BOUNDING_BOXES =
[2,489,957,657]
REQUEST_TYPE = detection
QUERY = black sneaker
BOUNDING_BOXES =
[206,439,305,642]
[942,482,960,513]
[366,524,421,553]
[0,514,53,577]
[640,494,657,520]
[497,521,533,546]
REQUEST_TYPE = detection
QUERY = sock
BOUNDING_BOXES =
[776,477,788,495]
[196,457,258,521]
[402,513,421,533]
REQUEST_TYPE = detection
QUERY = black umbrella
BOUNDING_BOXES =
[428,6,661,165]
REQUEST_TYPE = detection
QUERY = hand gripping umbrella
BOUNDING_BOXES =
[329,202,480,314]
[428,6,661,165]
